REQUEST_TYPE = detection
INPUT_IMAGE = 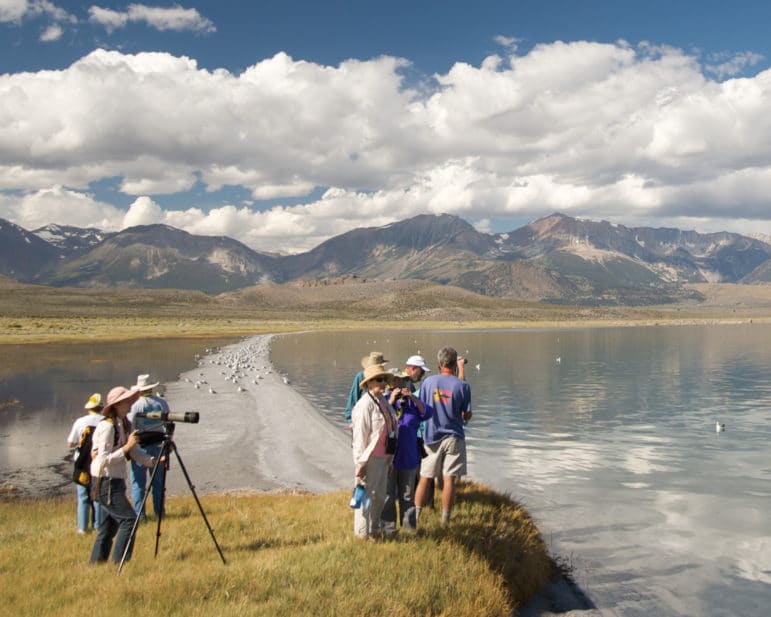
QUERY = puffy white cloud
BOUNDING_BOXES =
[0,0,29,22]
[493,35,520,52]
[34,0,72,22]
[39,22,61,41]
[0,0,73,23]
[2,40,771,252]
[0,185,124,230]
[122,195,164,227]
[87,6,126,32]
[705,51,764,79]
[88,3,215,33]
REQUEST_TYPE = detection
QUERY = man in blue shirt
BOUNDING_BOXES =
[127,374,169,519]
[415,347,472,527]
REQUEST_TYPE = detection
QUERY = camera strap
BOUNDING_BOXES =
[368,392,396,437]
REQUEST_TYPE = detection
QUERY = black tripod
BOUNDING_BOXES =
[117,422,226,574]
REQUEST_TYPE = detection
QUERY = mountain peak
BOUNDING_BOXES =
[528,212,574,234]
[4,213,771,305]
[383,213,479,245]
[32,224,110,253]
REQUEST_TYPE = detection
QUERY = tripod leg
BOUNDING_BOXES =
[170,442,227,564]
[153,446,170,558]
[117,440,170,575]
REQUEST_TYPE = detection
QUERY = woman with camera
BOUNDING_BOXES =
[89,385,161,564]
[380,368,430,534]
[350,364,398,540]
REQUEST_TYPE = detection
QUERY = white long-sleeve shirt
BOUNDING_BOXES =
[90,417,156,480]
[351,392,396,477]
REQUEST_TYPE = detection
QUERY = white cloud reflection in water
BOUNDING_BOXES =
[272,324,771,616]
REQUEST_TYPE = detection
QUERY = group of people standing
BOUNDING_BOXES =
[348,346,472,540]
[66,374,170,564]
[66,346,471,554]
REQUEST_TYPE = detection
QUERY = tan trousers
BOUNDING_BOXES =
[353,456,390,538]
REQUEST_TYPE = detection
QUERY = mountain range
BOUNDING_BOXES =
[2,213,770,305]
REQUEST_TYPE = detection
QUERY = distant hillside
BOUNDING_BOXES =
[38,224,279,294]
[0,218,60,280]
[0,275,569,323]
[280,214,494,280]
[4,213,771,305]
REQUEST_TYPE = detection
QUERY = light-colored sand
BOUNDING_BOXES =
[161,334,352,496]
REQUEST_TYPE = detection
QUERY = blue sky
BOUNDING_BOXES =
[2,1,771,252]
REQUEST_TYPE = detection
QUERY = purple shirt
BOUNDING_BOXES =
[392,396,432,470]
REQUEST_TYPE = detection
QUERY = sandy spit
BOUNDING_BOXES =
[162,334,352,497]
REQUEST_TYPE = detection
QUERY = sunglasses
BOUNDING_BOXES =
[372,377,387,383]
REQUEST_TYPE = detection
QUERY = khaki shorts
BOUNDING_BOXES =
[420,436,467,478]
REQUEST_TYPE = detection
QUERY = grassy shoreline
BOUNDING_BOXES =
[3,278,771,344]
[0,482,557,616]
[2,313,770,345]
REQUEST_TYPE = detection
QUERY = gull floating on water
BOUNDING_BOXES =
[715,421,725,433]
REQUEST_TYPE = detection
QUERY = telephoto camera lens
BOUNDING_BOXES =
[135,411,200,423]
[170,412,199,424]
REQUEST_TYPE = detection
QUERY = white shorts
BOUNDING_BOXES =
[420,436,467,478]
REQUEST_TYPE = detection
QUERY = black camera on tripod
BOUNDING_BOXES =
[118,407,225,573]
[134,411,200,447]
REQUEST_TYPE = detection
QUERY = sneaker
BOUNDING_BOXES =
[77,529,87,535]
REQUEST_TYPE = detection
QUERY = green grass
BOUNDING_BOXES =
[0,482,557,617]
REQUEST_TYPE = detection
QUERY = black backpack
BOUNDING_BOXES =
[72,418,119,488]
[72,424,95,488]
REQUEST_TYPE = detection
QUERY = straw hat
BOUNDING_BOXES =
[84,393,103,410]
[359,364,390,389]
[135,374,160,391]
[360,351,389,369]
[103,386,140,414]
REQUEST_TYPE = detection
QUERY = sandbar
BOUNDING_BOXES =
[162,334,351,496]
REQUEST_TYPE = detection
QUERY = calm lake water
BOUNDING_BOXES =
[0,336,239,496]
[271,325,771,617]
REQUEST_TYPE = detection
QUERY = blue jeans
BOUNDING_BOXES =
[130,443,164,518]
[89,478,137,563]
[76,483,101,532]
